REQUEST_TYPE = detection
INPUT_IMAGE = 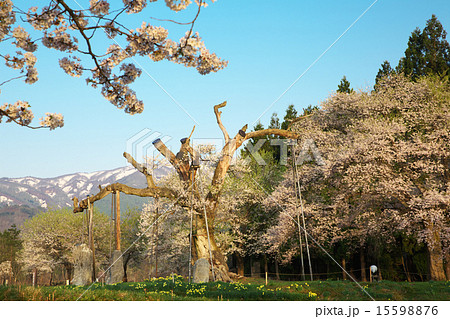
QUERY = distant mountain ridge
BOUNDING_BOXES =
[0,165,171,230]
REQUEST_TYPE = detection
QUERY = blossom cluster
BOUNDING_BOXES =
[0,101,34,126]
[89,0,110,15]
[59,56,83,77]
[0,0,15,41]
[39,112,65,130]
[1,0,226,128]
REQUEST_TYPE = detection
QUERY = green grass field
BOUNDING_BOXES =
[1,275,449,301]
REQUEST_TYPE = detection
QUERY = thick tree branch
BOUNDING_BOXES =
[214,101,230,143]
[72,182,177,213]
[152,138,191,181]
[72,152,179,213]
[244,128,299,141]
[123,152,156,188]
[287,113,314,130]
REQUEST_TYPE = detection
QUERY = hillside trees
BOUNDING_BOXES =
[0,0,226,129]
[19,208,111,283]
[377,15,450,83]
[267,74,450,281]
[399,15,450,79]
[337,75,354,94]
[0,225,21,283]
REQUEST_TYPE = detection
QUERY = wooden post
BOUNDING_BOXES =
[32,268,36,287]
[155,203,158,277]
[115,191,121,251]
[88,198,96,282]
[342,258,347,280]
[265,272,268,286]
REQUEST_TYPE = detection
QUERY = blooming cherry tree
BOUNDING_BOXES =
[0,0,226,129]
[266,75,450,280]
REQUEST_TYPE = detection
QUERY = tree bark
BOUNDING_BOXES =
[275,259,280,280]
[360,248,366,282]
[427,223,446,281]
[445,251,450,281]
[123,257,129,282]
[401,254,412,282]
[192,210,231,282]
[236,254,245,277]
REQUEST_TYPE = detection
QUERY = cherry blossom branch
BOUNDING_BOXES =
[150,4,203,26]
[0,109,42,129]
[55,0,123,104]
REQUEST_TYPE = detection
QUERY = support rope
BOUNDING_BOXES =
[203,204,216,281]
[292,144,313,281]
[188,172,194,283]
[197,163,215,281]
[291,146,305,280]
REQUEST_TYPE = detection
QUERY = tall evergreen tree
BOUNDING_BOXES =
[281,105,298,130]
[398,15,450,79]
[302,104,319,116]
[268,113,280,130]
[337,76,354,93]
[375,60,394,88]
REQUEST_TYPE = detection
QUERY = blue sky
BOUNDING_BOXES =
[1,0,450,178]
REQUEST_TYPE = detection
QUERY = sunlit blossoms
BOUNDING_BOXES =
[0,261,13,280]
[0,0,15,40]
[0,0,226,129]
[89,0,110,15]
[11,26,37,52]
[265,75,449,280]
[0,101,34,126]
[59,56,83,77]
[39,113,64,130]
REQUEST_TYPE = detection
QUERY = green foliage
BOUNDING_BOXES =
[302,104,319,116]
[0,225,22,280]
[281,104,298,130]
[19,208,111,273]
[375,61,394,89]
[337,76,354,93]
[268,112,280,130]
[0,225,22,263]
[120,207,148,279]
[1,277,449,301]
[397,15,450,80]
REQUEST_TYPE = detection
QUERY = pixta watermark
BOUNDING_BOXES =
[126,129,324,167]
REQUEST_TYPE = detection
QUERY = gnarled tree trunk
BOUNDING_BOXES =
[72,101,299,282]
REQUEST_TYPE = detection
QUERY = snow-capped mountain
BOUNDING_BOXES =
[0,165,172,230]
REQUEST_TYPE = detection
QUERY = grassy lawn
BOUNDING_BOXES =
[1,275,449,301]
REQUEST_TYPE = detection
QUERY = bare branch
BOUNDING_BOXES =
[123,152,156,188]
[188,125,195,140]
[214,101,230,143]
[287,113,314,130]
[0,75,26,87]
[244,128,299,141]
